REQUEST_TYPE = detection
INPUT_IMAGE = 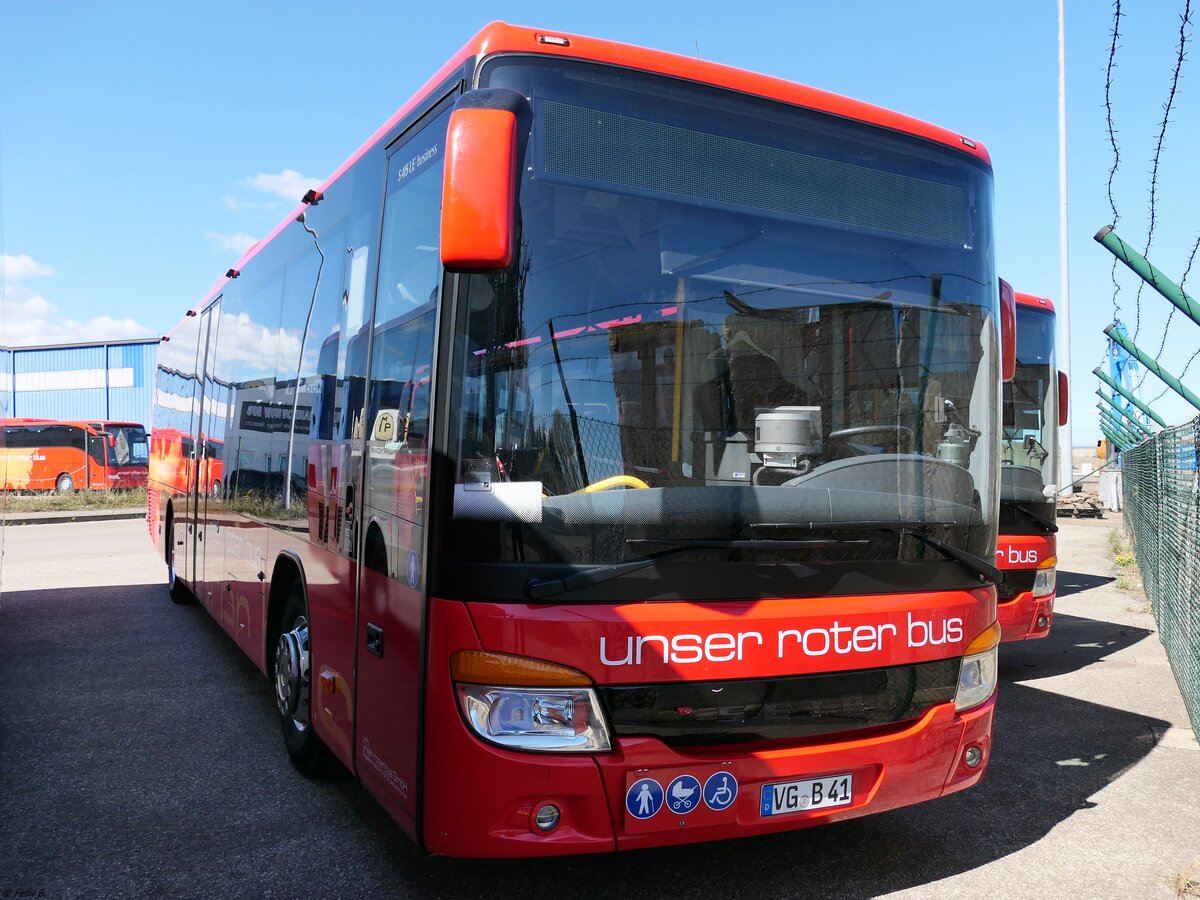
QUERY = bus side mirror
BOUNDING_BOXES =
[1058,369,1069,427]
[440,106,519,271]
[999,278,1016,382]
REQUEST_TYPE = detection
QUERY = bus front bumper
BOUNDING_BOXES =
[998,590,1054,642]
[422,694,994,857]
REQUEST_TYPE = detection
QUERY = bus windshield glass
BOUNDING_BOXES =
[1002,304,1057,514]
[103,424,150,467]
[445,59,999,577]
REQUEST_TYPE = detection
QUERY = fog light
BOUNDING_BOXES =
[1037,615,1049,629]
[964,745,983,768]
[533,803,561,833]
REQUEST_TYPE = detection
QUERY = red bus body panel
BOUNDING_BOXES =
[996,533,1056,642]
[422,590,995,857]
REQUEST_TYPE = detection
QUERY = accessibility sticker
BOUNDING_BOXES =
[407,550,420,589]
[626,778,665,820]
[666,774,702,814]
[703,772,738,811]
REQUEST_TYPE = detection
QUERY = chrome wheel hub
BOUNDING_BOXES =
[275,617,310,725]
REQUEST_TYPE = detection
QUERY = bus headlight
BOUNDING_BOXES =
[1032,555,1057,598]
[451,650,612,752]
[955,622,1000,712]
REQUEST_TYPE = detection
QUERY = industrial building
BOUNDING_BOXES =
[0,338,158,426]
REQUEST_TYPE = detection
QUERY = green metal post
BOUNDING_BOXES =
[1098,407,1140,446]
[1103,324,1200,413]
[1100,425,1129,452]
[1098,416,1130,449]
[1096,390,1153,436]
[1095,226,1200,329]
[1092,367,1168,427]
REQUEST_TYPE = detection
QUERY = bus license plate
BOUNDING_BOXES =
[760,774,853,816]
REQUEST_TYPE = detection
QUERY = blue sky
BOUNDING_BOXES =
[1,1,1196,447]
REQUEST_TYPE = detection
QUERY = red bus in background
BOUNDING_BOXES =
[997,292,1067,641]
[1,419,119,492]
[150,23,1011,857]
[67,421,149,489]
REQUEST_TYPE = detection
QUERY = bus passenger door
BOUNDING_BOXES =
[354,105,450,832]
[195,299,224,613]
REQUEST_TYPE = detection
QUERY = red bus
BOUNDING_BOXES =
[997,292,1067,641]
[66,420,149,489]
[1,419,120,492]
[150,23,1010,857]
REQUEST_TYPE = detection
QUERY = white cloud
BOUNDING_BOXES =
[243,169,320,202]
[0,283,154,347]
[221,194,277,214]
[2,253,55,280]
[206,231,259,255]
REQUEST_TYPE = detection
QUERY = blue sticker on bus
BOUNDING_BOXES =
[407,550,420,588]
[703,772,738,811]
[666,774,702,814]
[626,778,664,820]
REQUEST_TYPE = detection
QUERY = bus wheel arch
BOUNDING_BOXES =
[267,554,332,777]
[164,501,191,604]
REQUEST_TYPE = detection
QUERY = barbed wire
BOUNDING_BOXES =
[1133,0,1193,352]
[1105,0,1124,327]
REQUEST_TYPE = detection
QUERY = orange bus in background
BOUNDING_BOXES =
[1,419,120,492]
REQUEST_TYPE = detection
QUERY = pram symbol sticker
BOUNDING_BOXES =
[666,774,702,814]
[626,778,664,820]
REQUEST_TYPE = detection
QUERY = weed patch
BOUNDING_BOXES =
[1,487,146,512]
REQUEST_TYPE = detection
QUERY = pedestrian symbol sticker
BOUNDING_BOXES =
[703,772,738,811]
[666,774,702,814]
[407,550,420,588]
[626,778,664,820]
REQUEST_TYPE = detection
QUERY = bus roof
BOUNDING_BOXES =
[189,21,993,319]
[1015,292,1056,314]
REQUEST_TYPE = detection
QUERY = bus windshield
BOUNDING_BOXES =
[444,59,999,579]
[1001,304,1057,521]
[99,424,150,467]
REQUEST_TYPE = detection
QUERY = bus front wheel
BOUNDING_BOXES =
[56,473,75,494]
[274,581,332,777]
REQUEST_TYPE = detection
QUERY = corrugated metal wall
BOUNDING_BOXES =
[4,340,157,426]
[0,347,12,417]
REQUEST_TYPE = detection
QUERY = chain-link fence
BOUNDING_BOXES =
[1122,414,1200,739]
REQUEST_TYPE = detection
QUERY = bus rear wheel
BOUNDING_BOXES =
[56,473,75,494]
[274,581,332,777]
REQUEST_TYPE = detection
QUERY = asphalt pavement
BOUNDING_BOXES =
[0,515,1197,899]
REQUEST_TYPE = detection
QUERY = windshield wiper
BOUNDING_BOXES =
[525,538,866,600]
[1007,501,1059,534]
[750,520,1002,585]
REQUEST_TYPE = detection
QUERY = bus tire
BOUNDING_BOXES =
[274,580,332,778]
[56,473,75,494]
[165,512,192,604]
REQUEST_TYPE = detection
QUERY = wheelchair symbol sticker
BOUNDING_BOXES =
[703,772,738,811]
[666,774,702,814]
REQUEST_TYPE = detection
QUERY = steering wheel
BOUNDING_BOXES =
[827,425,915,454]
[579,475,650,493]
